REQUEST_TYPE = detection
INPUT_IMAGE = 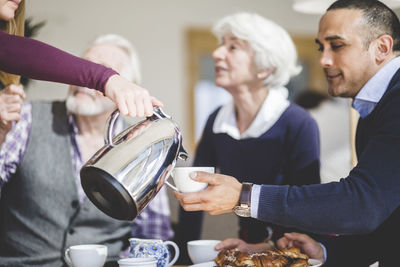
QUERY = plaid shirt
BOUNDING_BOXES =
[0,102,174,241]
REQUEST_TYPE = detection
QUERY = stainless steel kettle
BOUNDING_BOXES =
[80,107,188,221]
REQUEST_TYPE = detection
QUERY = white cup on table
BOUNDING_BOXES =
[64,244,107,267]
[165,167,215,193]
[187,240,220,264]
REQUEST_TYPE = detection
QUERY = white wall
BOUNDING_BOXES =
[25,0,321,141]
[23,0,324,241]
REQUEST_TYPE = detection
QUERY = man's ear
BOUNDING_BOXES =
[374,35,393,63]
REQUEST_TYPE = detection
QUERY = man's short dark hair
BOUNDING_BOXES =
[327,0,400,51]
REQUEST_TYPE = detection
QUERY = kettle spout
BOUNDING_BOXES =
[178,146,189,161]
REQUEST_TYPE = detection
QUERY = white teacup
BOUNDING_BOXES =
[118,257,158,267]
[187,240,220,264]
[165,167,214,193]
[64,244,107,267]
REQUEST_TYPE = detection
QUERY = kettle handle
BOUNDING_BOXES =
[104,107,168,146]
[104,109,120,146]
[152,106,170,119]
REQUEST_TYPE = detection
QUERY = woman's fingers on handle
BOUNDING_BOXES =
[144,98,154,117]
[117,94,129,116]
[105,74,163,118]
[151,96,163,108]
[125,95,137,117]
[134,95,145,118]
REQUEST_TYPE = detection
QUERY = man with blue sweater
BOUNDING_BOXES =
[175,0,400,266]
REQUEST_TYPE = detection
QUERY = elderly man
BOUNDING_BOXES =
[176,0,400,265]
[0,34,173,267]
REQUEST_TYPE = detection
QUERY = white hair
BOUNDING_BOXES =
[212,12,302,87]
[66,34,141,116]
[91,34,142,84]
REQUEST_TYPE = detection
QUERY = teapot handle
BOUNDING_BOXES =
[104,107,168,146]
[104,109,120,146]
[152,106,170,120]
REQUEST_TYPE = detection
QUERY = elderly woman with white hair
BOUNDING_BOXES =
[176,12,321,259]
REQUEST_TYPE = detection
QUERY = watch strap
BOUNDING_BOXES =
[239,182,253,206]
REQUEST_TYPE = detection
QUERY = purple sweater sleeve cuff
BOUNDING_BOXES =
[0,30,118,93]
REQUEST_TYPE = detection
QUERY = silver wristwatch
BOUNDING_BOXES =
[233,182,253,217]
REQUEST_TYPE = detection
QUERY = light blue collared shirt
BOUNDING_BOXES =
[352,56,400,118]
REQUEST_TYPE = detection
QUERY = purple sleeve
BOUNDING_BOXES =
[0,30,117,93]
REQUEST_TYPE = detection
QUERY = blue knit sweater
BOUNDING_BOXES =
[257,69,400,265]
[177,102,320,247]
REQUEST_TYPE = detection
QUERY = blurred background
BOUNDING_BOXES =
[24,0,400,242]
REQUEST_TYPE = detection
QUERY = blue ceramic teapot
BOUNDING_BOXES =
[129,238,179,267]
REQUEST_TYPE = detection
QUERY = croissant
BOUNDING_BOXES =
[235,252,254,266]
[215,249,240,266]
[214,248,310,267]
[281,248,309,260]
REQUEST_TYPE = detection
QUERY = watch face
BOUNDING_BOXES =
[233,206,251,217]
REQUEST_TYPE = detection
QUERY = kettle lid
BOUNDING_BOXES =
[81,166,137,220]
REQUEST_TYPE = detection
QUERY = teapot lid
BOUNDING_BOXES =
[81,166,137,220]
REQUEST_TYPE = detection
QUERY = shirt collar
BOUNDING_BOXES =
[213,86,290,139]
[353,56,400,118]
